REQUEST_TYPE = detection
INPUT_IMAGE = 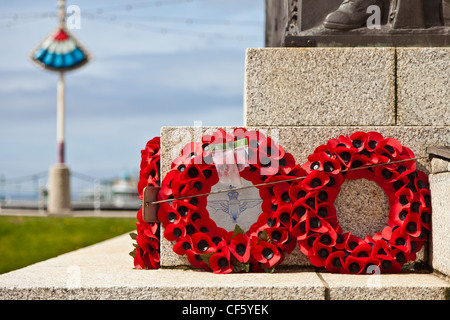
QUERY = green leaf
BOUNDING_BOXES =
[258,230,270,243]
[261,264,276,274]
[199,252,215,265]
[129,232,138,240]
[230,255,250,273]
[129,248,137,258]
[233,224,245,237]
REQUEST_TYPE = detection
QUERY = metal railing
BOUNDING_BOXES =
[0,171,141,212]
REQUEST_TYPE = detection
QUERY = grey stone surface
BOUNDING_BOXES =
[160,126,449,267]
[430,172,450,277]
[321,273,449,300]
[244,48,396,127]
[397,48,450,126]
[0,232,448,300]
[0,233,325,300]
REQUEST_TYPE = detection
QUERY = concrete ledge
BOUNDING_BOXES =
[0,233,448,300]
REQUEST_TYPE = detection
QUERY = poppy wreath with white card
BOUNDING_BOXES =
[156,129,432,274]
[157,128,303,273]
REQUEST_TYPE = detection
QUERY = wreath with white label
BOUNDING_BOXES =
[153,129,431,274]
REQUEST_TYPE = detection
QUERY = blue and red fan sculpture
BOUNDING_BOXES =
[31,27,90,71]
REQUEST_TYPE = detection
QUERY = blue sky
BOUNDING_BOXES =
[0,0,265,181]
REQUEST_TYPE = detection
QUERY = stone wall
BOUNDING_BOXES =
[159,47,449,273]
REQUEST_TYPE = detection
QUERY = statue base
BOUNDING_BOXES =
[286,26,450,47]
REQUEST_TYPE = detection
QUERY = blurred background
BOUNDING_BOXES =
[0,0,265,209]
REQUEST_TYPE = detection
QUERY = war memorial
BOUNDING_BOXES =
[0,0,449,303]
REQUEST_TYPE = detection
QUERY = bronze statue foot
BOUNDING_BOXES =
[324,0,383,30]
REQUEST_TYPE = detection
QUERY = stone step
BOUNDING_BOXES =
[0,233,448,300]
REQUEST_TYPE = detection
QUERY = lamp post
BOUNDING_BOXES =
[30,0,91,215]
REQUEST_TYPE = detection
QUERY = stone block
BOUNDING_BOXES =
[0,233,448,300]
[244,48,396,127]
[320,273,449,300]
[397,47,450,126]
[431,157,450,174]
[430,172,450,276]
[160,126,449,267]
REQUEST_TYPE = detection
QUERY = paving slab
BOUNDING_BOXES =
[0,233,324,300]
[0,232,448,300]
[320,272,449,300]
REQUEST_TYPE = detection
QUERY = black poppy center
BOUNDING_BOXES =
[310,178,322,188]
[262,248,274,260]
[197,239,209,252]
[188,167,199,178]
[340,152,351,163]
[235,243,247,256]
[218,257,229,268]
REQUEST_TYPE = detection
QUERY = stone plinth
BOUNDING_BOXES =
[160,126,449,268]
[429,154,450,277]
[245,48,450,128]
[244,48,396,127]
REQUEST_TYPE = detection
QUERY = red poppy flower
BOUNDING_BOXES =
[366,132,384,151]
[229,233,251,263]
[173,236,194,255]
[245,130,266,148]
[191,232,217,255]
[209,244,233,274]
[344,234,366,253]
[193,216,218,239]
[332,146,356,170]
[388,201,409,227]
[233,127,248,140]
[186,250,210,271]
[278,153,297,175]
[164,223,186,242]
[134,233,160,270]
[272,205,294,229]
[256,210,281,231]
[308,241,333,267]
[325,250,346,273]
[158,209,181,228]
[378,256,402,273]
[303,151,341,176]
[345,154,372,180]
[251,240,281,268]
[391,187,414,208]
[344,255,367,274]
[349,131,369,152]
[302,171,330,190]
[376,137,403,159]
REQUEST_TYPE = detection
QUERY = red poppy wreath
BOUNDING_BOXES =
[156,129,431,274]
[130,136,161,270]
